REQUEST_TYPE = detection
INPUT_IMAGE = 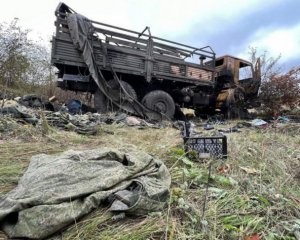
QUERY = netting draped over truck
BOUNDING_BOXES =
[66,12,162,121]
[0,148,171,239]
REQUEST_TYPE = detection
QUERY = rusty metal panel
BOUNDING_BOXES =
[187,67,213,81]
[234,60,240,84]
[152,61,214,82]
[170,65,182,75]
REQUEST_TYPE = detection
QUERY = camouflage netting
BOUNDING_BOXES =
[0,148,171,239]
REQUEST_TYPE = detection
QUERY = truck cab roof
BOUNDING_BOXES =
[215,55,252,67]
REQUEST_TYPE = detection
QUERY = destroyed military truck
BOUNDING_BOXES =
[51,3,261,119]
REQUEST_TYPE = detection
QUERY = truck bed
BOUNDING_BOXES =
[51,7,216,87]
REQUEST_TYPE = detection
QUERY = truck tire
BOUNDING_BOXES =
[108,80,137,102]
[142,90,175,119]
[94,80,137,113]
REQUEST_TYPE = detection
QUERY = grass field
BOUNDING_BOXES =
[0,119,299,239]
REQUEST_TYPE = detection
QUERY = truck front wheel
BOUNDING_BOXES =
[142,90,175,119]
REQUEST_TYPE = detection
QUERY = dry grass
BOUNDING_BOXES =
[0,119,300,239]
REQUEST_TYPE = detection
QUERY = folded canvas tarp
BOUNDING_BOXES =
[0,147,171,239]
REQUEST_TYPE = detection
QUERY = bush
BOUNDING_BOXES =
[248,47,300,116]
[259,67,300,116]
[0,19,53,96]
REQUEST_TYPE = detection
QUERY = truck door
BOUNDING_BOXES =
[254,58,261,82]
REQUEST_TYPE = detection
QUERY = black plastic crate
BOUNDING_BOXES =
[183,136,227,159]
[182,121,227,159]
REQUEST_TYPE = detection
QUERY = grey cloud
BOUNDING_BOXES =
[176,0,300,62]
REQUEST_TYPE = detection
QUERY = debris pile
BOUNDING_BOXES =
[0,95,166,136]
[0,100,38,124]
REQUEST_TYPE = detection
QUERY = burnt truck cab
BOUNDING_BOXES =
[208,55,261,116]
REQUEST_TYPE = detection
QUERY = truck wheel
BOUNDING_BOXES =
[94,80,137,113]
[142,90,175,119]
[107,80,137,101]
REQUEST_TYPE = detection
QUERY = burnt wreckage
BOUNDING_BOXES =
[51,3,261,119]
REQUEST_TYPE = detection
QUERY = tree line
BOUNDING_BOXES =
[0,18,55,98]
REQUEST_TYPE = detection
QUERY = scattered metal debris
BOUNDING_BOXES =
[1,96,166,136]
[250,119,268,128]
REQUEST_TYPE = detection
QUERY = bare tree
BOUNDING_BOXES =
[248,47,281,82]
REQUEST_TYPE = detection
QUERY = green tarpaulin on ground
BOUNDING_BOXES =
[0,147,171,239]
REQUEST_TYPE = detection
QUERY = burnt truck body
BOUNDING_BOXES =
[51,3,261,119]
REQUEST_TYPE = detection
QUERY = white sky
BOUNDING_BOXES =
[246,23,300,62]
[1,0,299,67]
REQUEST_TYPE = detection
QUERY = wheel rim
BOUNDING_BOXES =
[155,101,167,113]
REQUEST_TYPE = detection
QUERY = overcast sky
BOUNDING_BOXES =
[1,0,299,70]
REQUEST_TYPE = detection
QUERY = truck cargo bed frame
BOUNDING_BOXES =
[51,3,216,87]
